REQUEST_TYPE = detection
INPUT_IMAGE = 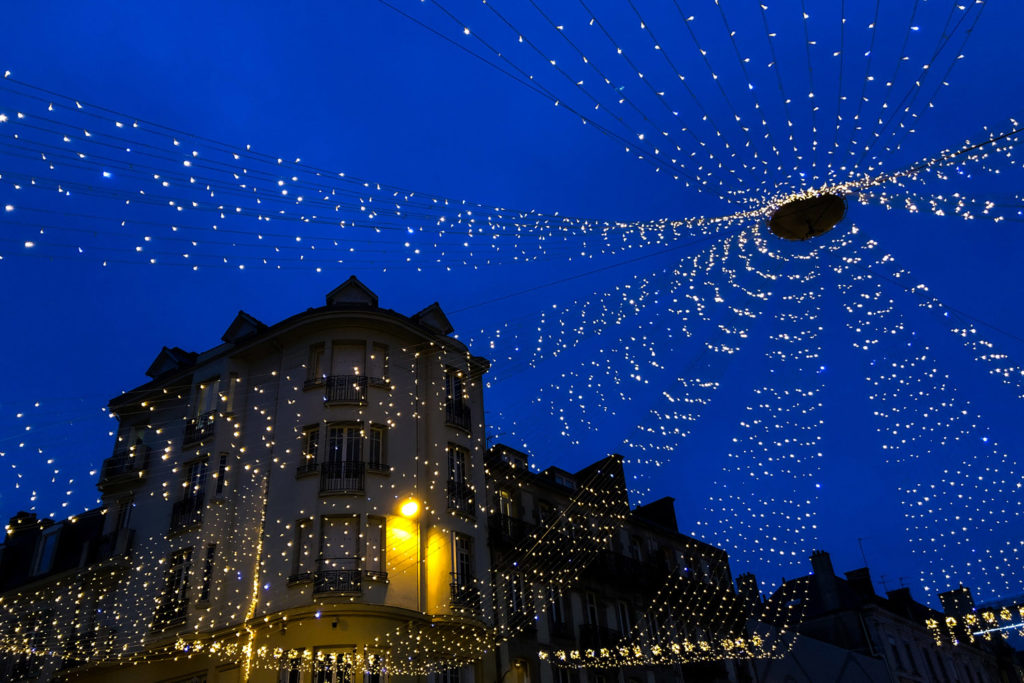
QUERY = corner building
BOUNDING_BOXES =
[23,277,493,682]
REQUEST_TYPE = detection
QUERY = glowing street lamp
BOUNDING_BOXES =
[399,498,420,518]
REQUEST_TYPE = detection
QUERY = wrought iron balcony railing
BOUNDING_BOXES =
[324,375,368,404]
[296,459,320,476]
[445,401,472,431]
[366,460,390,474]
[450,573,481,610]
[183,411,216,446]
[488,513,537,546]
[168,494,204,533]
[577,624,623,650]
[99,445,151,488]
[314,557,362,594]
[89,528,135,563]
[320,461,365,494]
[447,479,475,517]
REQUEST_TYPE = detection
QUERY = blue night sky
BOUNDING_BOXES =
[1,1,1023,606]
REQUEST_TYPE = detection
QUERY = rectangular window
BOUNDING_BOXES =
[186,458,209,498]
[367,425,386,471]
[320,517,360,570]
[312,653,355,683]
[444,370,464,408]
[451,532,474,586]
[224,373,239,414]
[194,378,220,417]
[215,454,228,495]
[307,343,324,382]
[629,536,644,562]
[368,343,388,383]
[548,591,567,626]
[327,425,362,463]
[303,425,321,462]
[200,544,216,602]
[443,369,470,431]
[434,669,459,683]
[33,525,61,575]
[585,592,600,626]
[114,496,134,530]
[366,516,386,577]
[498,490,514,517]
[617,600,632,633]
[332,342,364,377]
[447,445,467,483]
[506,573,525,615]
[157,548,192,626]
[293,519,314,576]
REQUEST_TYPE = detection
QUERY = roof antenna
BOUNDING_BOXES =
[857,537,870,568]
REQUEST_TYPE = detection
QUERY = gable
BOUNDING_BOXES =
[145,346,195,378]
[221,310,266,343]
[412,302,454,335]
[326,276,379,307]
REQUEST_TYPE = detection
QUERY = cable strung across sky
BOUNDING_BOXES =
[0,0,1023,670]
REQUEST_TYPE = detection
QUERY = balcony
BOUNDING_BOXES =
[450,574,481,610]
[445,401,472,431]
[547,620,574,641]
[578,624,622,650]
[153,600,188,630]
[488,513,538,547]
[168,494,204,534]
[89,527,135,563]
[320,461,365,494]
[183,411,216,446]
[585,550,665,593]
[99,445,150,491]
[324,375,368,404]
[314,558,361,594]
[366,461,390,475]
[296,459,320,477]
[447,479,475,517]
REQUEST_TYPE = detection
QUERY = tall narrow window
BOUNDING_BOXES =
[327,425,362,463]
[549,591,568,627]
[157,548,192,627]
[506,573,525,615]
[447,445,467,483]
[617,600,632,634]
[446,445,473,516]
[585,592,600,626]
[366,516,386,578]
[293,519,314,577]
[320,517,360,571]
[332,343,364,376]
[194,379,220,417]
[302,426,320,464]
[307,343,324,382]
[224,373,239,414]
[368,343,388,384]
[114,496,134,529]
[444,369,470,431]
[33,525,61,575]
[215,453,228,495]
[200,544,216,602]
[186,459,209,498]
[451,532,474,587]
[367,425,386,472]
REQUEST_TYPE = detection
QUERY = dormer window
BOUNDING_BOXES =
[33,525,61,576]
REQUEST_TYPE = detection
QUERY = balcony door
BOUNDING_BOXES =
[320,517,359,572]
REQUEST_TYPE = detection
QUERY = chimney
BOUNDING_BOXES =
[810,550,840,611]
[736,572,762,604]
[939,585,975,617]
[845,567,876,599]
